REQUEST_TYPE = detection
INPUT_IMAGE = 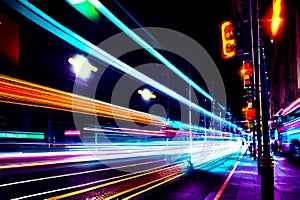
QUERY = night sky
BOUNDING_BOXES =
[101,0,246,119]
[121,0,246,120]
[0,0,246,122]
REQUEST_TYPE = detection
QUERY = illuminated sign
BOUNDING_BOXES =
[221,21,236,59]
[0,131,44,140]
[64,130,81,136]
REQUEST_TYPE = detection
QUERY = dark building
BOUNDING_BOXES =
[232,0,300,118]
[269,0,300,116]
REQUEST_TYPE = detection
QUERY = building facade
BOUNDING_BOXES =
[269,0,300,116]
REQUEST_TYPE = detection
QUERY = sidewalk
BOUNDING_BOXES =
[207,151,300,200]
[142,149,300,200]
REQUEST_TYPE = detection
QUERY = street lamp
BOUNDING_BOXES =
[271,0,284,38]
[68,54,98,81]
[251,0,274,199]
[138,88,156,101]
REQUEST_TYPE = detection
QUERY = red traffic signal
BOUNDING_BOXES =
[239,62,252,88]
[239,62,252,76]
[221,21,236,59]
[246,108,256,121]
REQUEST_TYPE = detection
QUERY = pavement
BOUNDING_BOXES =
[143,149,300,200]
[208,150,300,200]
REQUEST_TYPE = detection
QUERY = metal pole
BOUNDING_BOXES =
[255,0,263,170]
[252,0,274,199]
[250,0,258,162]
[260,34,275,200]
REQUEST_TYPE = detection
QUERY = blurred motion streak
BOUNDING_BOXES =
[3,0,239,129]
[0,74,165,126]
[46,162,187,200]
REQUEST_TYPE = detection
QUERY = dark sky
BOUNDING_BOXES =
[107,0,246,119]
[0,0,246,121]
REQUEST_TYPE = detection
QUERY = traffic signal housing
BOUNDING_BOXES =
[242,105,256,121]
[242,106,247,119]
[221,20,236,59]
[239,62,253,89]
[246,108,256,121]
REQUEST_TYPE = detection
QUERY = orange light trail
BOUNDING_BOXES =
[0,74,165,127]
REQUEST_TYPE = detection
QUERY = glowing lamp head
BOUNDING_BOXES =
[68,54,98,81]
[271,0,284,38]
[138,88,156,101]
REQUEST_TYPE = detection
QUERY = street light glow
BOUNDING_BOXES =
[68,54,98,80]
[138,89,156,100]
[271,0,284,37]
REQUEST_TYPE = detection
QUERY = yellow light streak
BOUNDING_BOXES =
[107,173,184,200]
[46,163,187,200]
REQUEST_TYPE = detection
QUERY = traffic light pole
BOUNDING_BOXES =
[251,0,274,199]
[250,0,260,171]
[250,0,259,164]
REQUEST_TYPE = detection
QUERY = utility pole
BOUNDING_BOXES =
[251,0,274,199]
[250,0,258,162]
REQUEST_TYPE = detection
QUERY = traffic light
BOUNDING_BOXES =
[239,62,252,76]
[221,21,236,59]
[239,62,253,88]
[246,108,256,121]
[242,106,247,119]
[234,21,251,59]
[246,87,254,102]
[245,121,250,129]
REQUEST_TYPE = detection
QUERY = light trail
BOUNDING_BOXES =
[0,140,241,172]
[3,0,238,129]
[0,74,165,126]
[88,0,233,114]
[0,159,166,187]
[89,0,213,102]
[84,127,166,137]
[0,74,237,139]
[106,172,184,200]
[121,174,183,200]
[10,162,185,200]
[45,162,187,200]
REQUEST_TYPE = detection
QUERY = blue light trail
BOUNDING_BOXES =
[88,0,214,102]
[4,0,238,128]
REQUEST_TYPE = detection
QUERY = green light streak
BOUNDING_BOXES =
[66,0,101,23]
[0,131,45,140]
